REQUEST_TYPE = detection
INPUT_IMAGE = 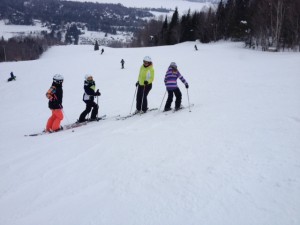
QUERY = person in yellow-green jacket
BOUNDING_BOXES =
[78,74,101,122]
[134,56,154,113]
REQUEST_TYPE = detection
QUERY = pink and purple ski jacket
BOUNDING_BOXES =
[164,67,188,91]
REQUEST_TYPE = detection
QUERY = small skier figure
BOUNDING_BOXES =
[164,62,189,111]
[101,48,104,55]
[78,74,101,122]
[134,56,154,114]
[45,74,64,132]
[194,45,198,51]
[7,72,16,82]
[121,59,125,69]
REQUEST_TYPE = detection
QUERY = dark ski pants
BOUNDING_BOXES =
[79,100,98,122]
[164,88,182,110]
[136,84,152,112]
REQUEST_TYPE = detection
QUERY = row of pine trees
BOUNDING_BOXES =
[132,0,300,51]
[0,33,61,62]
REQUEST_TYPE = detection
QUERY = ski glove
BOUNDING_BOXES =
[185,84,189,89]
[95,89,101,96]
[144,80,149,85]
[135,81,139,87]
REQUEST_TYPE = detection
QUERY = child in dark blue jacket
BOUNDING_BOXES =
[78,75,101,122]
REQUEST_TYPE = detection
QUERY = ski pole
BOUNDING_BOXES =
[62,109,71,123]
[96,95,99,119]
[60,104,70,124]
[130,86,138,114]
[186,89,191,112]
[158,90,167,112]
[95,89,100,119]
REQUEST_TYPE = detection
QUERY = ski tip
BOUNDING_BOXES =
[25,133,40,137]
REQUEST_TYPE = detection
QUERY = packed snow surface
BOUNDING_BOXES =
[0,41,300,225]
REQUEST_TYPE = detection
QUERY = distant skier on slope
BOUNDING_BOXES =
[45,74,64,132]
[78,74,101,122]
[7,72,16,82]
[121,59,125,69]
[134,56,154,114]
[163,62,189,111]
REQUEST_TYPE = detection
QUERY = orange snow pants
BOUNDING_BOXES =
[46,109,64,132]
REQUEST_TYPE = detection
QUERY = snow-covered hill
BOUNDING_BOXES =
[0,20,49,40]
[0,0,215,44]
[0,42,299,225]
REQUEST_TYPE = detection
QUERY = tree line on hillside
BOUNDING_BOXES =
[132,0,300,51]
[0,0,161,62]
[0,33,62,62]
[0,0,153,34]
[0,21,96,62]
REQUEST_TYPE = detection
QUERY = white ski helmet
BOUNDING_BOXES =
[85,74,93,82]
[143,56,152,63]
[53,74,64,83]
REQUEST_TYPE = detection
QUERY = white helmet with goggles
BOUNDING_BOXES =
[53,74,64,84]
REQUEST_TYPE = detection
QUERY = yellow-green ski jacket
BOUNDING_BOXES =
[137,64,154,85]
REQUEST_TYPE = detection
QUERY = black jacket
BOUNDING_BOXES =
[83,80,96,102]
[47,82,63,109]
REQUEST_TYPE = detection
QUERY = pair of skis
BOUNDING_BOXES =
[116,108,158,120]
[162,103,194,114]
[116,103,194,120]
[25,104,194,136]
[25,115,107,137]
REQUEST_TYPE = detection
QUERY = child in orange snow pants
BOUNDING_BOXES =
[46,109,64,132]
[46,74,64,132]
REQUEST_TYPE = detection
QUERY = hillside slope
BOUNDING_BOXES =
[0,42,299,225]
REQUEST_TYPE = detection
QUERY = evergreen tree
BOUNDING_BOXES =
[216,0,226,40]
[234,0,250,39]
[281,0,300,50]
[166,7,180,45]
[94,40,99,51]
[65,24,81,44]
[160,16,168,45]
[222,0,251,40]
[223,0,236,39]
[170,7,179,29]
[202,8,215,43]
[191,12,200,42]
[180,9,194,42]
